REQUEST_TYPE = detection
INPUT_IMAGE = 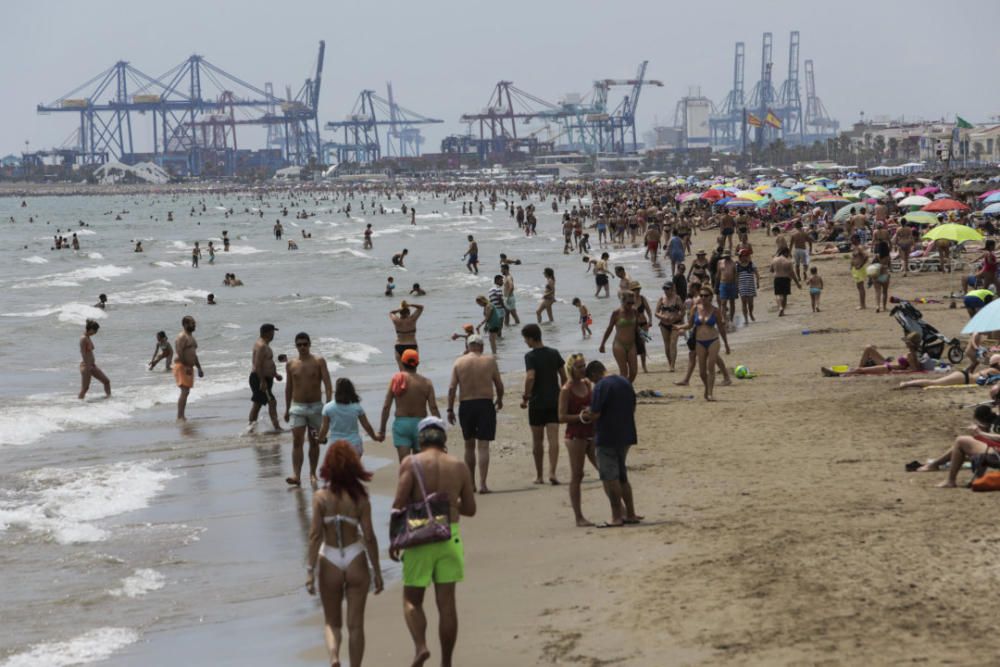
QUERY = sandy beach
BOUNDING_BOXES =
[347,248,997,666]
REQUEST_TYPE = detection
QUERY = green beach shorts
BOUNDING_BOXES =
[402,523,463,588]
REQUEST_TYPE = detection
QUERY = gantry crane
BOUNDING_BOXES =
[325,85,443,164]
[36,42,325,175]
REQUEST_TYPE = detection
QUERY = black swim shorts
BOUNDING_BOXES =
[249,372,275,405]
[596,274,609,287]
[773,277,791,296]
[395,343,418,357]
[528,405,559,427]
[458,398,497,441]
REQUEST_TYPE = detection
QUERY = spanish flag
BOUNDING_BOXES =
[747,112,763,127]
[764,109,782,129]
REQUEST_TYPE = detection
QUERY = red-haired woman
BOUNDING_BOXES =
[306,441,383,667]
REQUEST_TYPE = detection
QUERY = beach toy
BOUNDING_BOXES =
[734,365,751,379]
[831,365,850,374]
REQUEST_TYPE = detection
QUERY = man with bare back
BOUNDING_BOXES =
[390,417,476,667]
[378,349,440,462]
[284,332,333,487]
[447,335,504,493]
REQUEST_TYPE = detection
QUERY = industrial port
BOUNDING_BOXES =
[12,33,846,180]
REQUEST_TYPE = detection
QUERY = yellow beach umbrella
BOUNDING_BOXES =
[922,223,983,243]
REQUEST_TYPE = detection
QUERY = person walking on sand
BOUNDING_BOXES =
[447,335,503,493]
[684,286,731,401]
[770,247,800,316]
[78,319,110,399]
[521,324,566,485]
[174,316,204,420]
[849,235,869,310]
[581,360,642,528]
[789,221,812,282]
[598,291,640,383]
[377,349,440,462]
[389,417,476,667]
[284,332,333,487]
[317,378,383,457]
[148,330,173,371]
[558,353,598,527]
[248,323,283,433]
[306,441,384,667]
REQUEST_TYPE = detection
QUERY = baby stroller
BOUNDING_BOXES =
[890,300,964,364]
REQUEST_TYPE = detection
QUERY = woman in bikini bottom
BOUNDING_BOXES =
[307,441,384,667]
[598,293,640,382]
[687,287,731,401]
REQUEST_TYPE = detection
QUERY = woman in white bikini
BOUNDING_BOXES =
[307,441,383,667]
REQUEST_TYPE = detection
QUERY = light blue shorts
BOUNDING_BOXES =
[392,416,422,449]
[289,402,323,430]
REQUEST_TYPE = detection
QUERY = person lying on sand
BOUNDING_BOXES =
[822,333,932,377]
[916,400,1000,487]
[897,354,1000,389]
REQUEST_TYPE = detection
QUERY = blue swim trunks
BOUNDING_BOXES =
[392,416,422,449]
[719,282,736,301]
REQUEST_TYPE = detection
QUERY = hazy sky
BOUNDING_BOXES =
[5,0,999,156]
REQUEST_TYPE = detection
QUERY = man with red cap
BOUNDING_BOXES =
[378,349,440,461]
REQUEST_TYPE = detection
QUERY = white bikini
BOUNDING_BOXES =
[320,514,366,570]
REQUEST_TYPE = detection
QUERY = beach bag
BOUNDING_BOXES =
[389,458,452,549]
[971,470,1000,492]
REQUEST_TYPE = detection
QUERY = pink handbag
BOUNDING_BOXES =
[389,458,451,549]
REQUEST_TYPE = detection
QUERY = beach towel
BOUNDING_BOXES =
[390,372,409,397]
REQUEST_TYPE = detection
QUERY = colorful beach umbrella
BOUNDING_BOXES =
[899,195,931,207]
[725,198,757,209]
[922,223,982,243]
[983,203,1000,216]
[982,192,1000,205]
[922,198,970,212]
[833,203,873,221]
[962,299,1000,335]
[901,211,941,225]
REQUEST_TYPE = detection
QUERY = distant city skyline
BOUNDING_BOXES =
[4,0,998,157]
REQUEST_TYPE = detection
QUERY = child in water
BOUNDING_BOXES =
[807,266,824,312]
[571,298,592,338]
[385,276,395,297]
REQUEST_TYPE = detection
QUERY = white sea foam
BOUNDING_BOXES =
[222,322,241,329]
[0,460,175,544]
[87,252,104,259]
[225,245,265,255]
[318,248,370,259]
[14,264,133,289]
[2,303,107,326]
[0,371,246,447]
[109,569,166,598]
[170,240,188,249]
[0,627,139,667]
[108,282,207,306]
[73,229,97,236]
[20,255,47,264]
[315,337,381,364]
